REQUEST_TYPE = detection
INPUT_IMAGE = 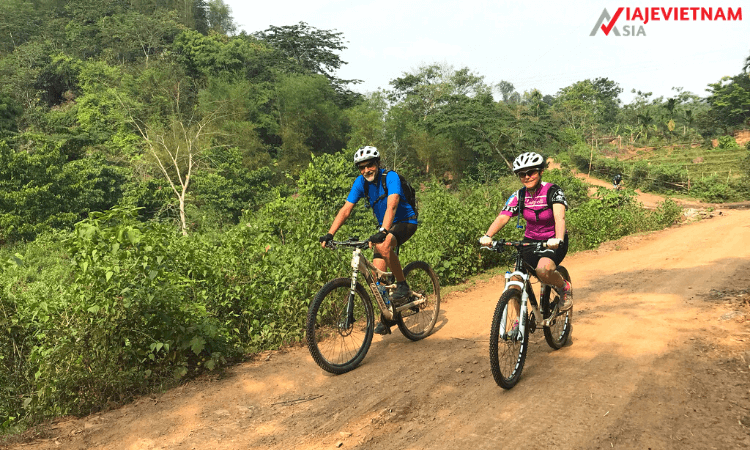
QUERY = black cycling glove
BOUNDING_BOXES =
[368,229,388,244]
[319,233,333,245]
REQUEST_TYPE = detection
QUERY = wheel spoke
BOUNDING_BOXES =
[397,262,441,341]
[306,279,373,374]
[489,290,529,389]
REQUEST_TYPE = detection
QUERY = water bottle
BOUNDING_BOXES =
[377,281,391,306]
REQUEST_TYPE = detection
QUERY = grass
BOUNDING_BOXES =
[620,145,746,181]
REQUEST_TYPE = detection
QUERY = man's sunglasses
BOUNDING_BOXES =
[517,169,539,178]
[357,161,377,171]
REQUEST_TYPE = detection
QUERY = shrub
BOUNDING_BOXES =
[717,135,740,149]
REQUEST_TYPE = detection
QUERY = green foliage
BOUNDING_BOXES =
[253,21,362,106]
[717,135,740,149]
[400,180,514,284]
[0,93,21,135]
[191,153,275,226]
[0,137,127,244]
[567,188,681,251]
[706,73,750,131]
[98,10,183,65]
[565,140,749,201]
[274,73,348,173]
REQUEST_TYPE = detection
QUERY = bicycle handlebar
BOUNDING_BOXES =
[323,238,370,250]
[479,239,548,252]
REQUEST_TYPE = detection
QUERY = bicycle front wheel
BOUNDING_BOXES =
[543,265,572,349]
[306,278,374,374]
[489,288,529,389]
[396,261,441,341]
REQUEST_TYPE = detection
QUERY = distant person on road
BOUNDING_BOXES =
[613,173,623,190]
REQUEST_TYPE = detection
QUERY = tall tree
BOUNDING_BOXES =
[706,73,750,132]
[99,11,183,65]
[253,22,361,106]
[206,0,235,35]
[496,80,519,104]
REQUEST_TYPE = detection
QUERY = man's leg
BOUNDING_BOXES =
[376,234,404,282]
[371,235,399,335]
[374,234,410,303]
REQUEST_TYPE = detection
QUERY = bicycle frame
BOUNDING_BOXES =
[345,246,427,321]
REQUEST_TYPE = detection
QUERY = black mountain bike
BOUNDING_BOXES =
[306,238,440,374]
[482,240,572,389]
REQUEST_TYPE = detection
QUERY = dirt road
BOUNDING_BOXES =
[5,206,750,449]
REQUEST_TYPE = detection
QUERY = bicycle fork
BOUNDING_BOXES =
[500,271,547,340]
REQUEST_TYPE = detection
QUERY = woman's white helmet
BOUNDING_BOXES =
[512,152,545,173]
[353,146,380,164]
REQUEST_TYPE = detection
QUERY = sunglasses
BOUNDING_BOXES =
[517,169,539,178]
[357,161,377,171]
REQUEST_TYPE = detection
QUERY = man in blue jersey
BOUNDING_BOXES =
[319,146,419,335]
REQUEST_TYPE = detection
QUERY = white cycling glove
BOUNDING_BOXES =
[546,238,563,249]
[479,235,493,246]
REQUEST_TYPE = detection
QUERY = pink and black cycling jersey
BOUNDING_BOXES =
[500,181,569,241]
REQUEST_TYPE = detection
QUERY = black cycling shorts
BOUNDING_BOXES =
[520,234,568,273]
[373,222,418,259]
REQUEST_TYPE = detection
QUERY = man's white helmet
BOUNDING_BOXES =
[353,146,380,164]
[512,152,545,173]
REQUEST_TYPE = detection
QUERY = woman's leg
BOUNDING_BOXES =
[536,257,572,310]
[535,257,565,289]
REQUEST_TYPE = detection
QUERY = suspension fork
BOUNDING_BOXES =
[500,270,543,340]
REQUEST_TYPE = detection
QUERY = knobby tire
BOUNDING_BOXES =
[489,288,529,389]
[396,261,441,341]
[306,278,374,374]
[543,266,572,350]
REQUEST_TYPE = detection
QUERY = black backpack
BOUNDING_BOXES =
[366,170,418,220]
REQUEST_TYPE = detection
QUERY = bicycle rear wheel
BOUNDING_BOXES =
[396,261,441,341]
[543,266,572,350]
[489,288,529,389]
[306,278,374,374]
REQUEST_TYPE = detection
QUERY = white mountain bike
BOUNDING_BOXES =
[482,239,572,389]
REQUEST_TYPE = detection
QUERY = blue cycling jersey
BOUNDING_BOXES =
[346,169,418,226]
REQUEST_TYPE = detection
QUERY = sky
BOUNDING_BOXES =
[223,0,750,104]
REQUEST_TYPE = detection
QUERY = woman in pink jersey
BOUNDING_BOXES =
[479,152,573,311]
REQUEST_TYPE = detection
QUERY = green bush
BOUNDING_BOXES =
[717,135,740,149]
[567,188,681,251]
[0,138,128,244]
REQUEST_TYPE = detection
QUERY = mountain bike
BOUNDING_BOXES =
[306,238,441,374]
[482,239,572,389]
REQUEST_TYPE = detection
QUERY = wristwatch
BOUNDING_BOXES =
[379,227,387,234]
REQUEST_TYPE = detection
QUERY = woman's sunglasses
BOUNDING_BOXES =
[517,169,538,178]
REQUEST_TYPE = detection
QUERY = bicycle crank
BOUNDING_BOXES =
[394,297,425,313]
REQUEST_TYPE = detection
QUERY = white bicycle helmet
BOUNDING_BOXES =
[512,151,545,173]
[353,146,380,164]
